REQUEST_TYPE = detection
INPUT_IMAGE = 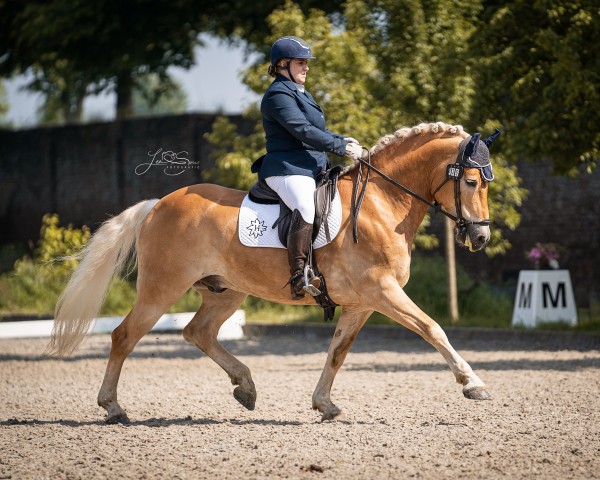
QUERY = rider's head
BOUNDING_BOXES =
[268,36,315,84]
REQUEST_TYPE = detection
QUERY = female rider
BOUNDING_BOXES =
[255,36,364,299]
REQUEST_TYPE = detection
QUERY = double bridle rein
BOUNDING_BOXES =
[351,138,490,243]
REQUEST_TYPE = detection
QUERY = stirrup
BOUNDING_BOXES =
[302,265,321,297]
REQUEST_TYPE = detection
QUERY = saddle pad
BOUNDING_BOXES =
[238,189,342,249]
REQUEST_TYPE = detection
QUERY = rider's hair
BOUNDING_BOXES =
[268,58,290,78]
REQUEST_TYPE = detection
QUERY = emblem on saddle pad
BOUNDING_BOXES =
[247,219,268,239]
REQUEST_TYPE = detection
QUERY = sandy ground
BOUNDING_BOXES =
[1,328,599,480]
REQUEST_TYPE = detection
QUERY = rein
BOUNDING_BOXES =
[351,140,490,243]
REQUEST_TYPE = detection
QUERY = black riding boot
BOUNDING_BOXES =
[287,209,321,299]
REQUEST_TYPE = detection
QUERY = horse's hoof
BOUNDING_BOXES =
[106,413,130,425]
[233,386,256,410]
[463,386,492,400]
[320,408,345,422]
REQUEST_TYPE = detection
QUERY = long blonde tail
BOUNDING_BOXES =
[46,199,159,357]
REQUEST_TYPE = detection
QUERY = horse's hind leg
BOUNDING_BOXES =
[97,300,179,424]
[312,307,373,421]
[182,289,256,410]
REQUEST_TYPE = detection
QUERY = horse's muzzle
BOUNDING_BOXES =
[455,224,490,252]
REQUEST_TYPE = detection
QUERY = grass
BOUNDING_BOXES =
[245,300,600,331]
[1,247,597,331]
[245,255,600,332]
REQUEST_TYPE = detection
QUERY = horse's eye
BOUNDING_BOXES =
[465,179,478,188]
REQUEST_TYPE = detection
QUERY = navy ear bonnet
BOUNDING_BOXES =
[459,129,501,182]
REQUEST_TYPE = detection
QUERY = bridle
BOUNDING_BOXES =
[351,137,490,243]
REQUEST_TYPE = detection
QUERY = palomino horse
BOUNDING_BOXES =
[48,122,495,424]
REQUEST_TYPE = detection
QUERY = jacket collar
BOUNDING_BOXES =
[274,74,321,110]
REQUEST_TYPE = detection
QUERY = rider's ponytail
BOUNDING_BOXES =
[268,58,290,78]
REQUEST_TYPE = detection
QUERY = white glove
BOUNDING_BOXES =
[345,142,364,161]
[343,137,359,144]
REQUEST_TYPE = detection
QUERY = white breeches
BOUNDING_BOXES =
[265,175,316,223]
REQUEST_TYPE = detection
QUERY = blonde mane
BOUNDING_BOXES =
[342,122,469,174]
[371,122,468,154]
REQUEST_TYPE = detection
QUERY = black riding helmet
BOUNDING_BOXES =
[270,36,316,84]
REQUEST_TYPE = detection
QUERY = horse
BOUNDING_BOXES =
[48,122,496,424]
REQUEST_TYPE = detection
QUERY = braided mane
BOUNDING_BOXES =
[372,122,468,153]
[341,122,469,174]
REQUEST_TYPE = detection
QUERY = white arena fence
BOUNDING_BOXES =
[0,310,245,340]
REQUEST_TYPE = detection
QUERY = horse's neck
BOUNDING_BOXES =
[339,152,430,247]
[369,146,434,221]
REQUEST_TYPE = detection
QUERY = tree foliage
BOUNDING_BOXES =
[0,0,203,119]
[0,80,7,121]
[132,74,188,117]
[1,0,596,174]
[0,0,344,121]
[469,1,600,175]
[207,0,527,255]
[0,214,202,314]
[348,0,482,127]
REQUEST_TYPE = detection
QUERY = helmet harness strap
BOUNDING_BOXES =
[276,60,298,84]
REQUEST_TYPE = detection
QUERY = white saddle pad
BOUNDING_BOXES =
[238,189,342,249]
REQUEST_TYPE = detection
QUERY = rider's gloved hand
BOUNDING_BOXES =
[343,137,360,144]
[345,142,364,161]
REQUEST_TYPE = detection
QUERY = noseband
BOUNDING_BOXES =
[351,138,490,243]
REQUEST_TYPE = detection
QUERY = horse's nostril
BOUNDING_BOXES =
[476,235,486,246]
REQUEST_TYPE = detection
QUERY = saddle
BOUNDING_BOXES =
[247,166,343,321]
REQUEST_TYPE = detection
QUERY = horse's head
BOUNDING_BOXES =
[433,129,500,252]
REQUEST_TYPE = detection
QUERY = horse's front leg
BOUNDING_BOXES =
[375,276,491,400]
[312,307,373,421]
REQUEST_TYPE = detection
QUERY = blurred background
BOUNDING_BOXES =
[4,35,261,125]
[0,0,598,329]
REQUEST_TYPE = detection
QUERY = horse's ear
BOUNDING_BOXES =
[464,133,480,158]
[483,128,501,148]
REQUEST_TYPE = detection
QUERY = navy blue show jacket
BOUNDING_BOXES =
[257,75,348,180]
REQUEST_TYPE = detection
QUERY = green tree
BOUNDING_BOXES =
[348,0,482,127]
[33,60,91,125]
[346,0,527,255]
[0,0,202,120]
[0,0,344,122]
[132,73,188,116]
[0,79,7,122]
[470,1,600,175]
